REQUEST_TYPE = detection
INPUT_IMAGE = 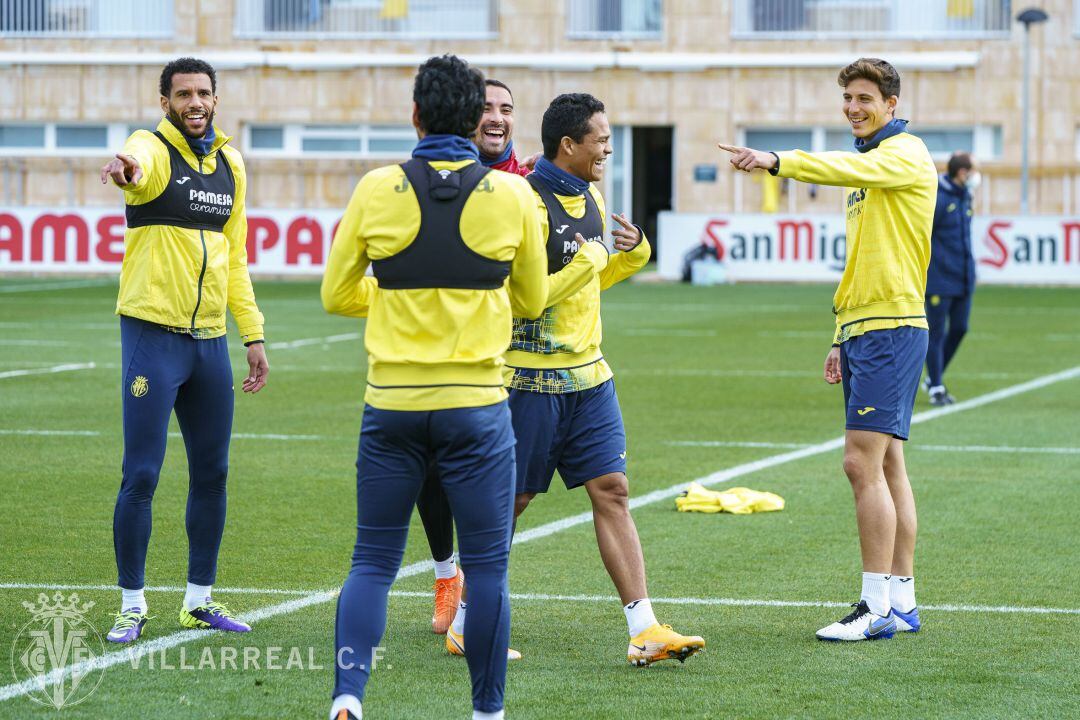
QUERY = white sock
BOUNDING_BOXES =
[624,598,658,637]
[184,583,212,611]
[929,384,946,394]
[433,556,457,580]
[329,693,362,720]
[473,710,504,720]
[861,572,892,616]
[121,588,147,614]
[890,575,916,613]
[450,601,467,635]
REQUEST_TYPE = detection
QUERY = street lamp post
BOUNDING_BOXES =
[1017,7,1048,215]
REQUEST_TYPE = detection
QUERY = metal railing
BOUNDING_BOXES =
[732,0,1011,38]
[567,0,662,38]
[0,0,173,37]
[234,0,497,39]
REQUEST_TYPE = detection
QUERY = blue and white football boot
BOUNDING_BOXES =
[816,601,896,641]
[892,606,921,633]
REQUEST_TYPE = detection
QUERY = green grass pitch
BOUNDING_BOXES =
[1,277,1078,719]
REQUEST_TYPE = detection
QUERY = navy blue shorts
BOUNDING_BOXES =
[509,379,627,494]
[841,326,929,441]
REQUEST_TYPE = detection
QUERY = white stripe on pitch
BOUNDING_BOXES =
[1,364,1078,704]
[0,429,102,437]
[0,429,338,441]
[0,582,308,595]
[667,440,1080,455]
[2,583,1075,618]
[625,368,1028,380]
[6,430,1078,457]
[0,362,96,380]
[385,591,1080,617]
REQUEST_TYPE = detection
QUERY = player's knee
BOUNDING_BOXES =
[120,468,160,501]
[514,492,535,518]
[189,462,228,493]
[588,473,629,512]
[842,453,874,484]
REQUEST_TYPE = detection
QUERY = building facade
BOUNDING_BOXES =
[1,0,1077,248]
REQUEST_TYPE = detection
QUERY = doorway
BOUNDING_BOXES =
[605,125,673,261]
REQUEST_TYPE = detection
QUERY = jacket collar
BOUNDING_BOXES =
[939,173,968,199]
[156,117,230,162]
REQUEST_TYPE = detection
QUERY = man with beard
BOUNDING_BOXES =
[99,57,269,643]
[475,79,532,177]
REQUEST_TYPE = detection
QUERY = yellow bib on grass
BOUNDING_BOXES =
[675,482,785,515]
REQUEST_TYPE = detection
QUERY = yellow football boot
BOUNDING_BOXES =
[627,623,704,667]
[445,627,521,660]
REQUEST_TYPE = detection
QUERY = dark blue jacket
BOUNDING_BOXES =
[926,174,976,297]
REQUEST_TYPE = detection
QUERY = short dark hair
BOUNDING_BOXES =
[837,57,901,100]
[485,79,513,103]
[947,152,974,179]
[160,57,217,98]
[413,55,486,137]
[540,93,606,160]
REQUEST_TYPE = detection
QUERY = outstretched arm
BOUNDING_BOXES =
[719,141,925,190]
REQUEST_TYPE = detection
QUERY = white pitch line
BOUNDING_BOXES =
[11,431,1075,454]
[268,332,362,350]
[0,582,308,595]
[0,362,96,380]
[0,429,101,437]
[667,440,1080,455]
[385,591,1080,617]
[7,584,1074,617]
[2,363,1079,704]
[918,444,1080,455]
[0,429,342,442]
[624,368,1029,380]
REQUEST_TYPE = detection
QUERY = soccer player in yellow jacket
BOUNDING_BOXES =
[721,58,936,641]
[498,93,704,667]
[321,55,547,720]
[98,58,268,644]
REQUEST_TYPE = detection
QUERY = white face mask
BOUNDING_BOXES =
[965,171,982,193]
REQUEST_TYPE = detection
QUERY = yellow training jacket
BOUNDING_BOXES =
[504,185,651,393]
[115,119,264,342]
[776,132,937,344]
[321,159,548,412]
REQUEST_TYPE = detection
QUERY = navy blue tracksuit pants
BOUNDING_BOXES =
[334,401,515,714]
[925,294,972,388]
[114,315,234,590]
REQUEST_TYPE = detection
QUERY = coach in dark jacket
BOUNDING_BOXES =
[924,152,978,406]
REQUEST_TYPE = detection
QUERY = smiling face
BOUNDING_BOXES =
[161,73,217,139]
[476,84,514,158]
[841,77,896,139]
[561,112,612,183]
